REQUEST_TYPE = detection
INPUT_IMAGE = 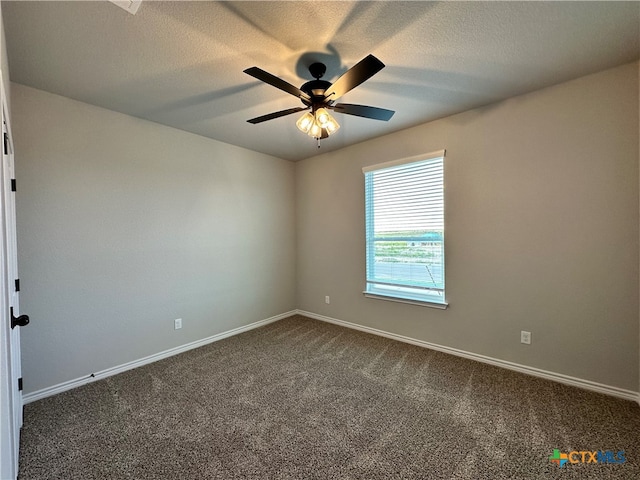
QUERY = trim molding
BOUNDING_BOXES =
[297,310,639,403]
[23,309,639,405]
[23,310,296,404]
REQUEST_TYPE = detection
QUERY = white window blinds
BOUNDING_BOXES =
[363,150,446,307]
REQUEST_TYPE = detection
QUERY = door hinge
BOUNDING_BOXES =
[11,178,16,192]
[18,378,23,391]
[15,279,20,292]
[3,132,7,155]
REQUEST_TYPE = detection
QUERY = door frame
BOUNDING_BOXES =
[0,71,22,480]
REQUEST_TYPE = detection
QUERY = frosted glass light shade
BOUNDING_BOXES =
[308,121,322,138]
[325,118,340,134]
[296,112,314,133]
[315,108,330,126]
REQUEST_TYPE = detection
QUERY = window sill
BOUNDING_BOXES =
[363,291,448,309]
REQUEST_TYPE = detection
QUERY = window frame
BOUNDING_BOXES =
[362,149,448,309]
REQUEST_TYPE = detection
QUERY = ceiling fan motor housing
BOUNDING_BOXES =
[300,79,333,108]
[301,62,331,108]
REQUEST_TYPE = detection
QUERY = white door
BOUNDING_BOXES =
[0,79,27,480]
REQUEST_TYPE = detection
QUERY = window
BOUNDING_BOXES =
[363,150,446,308]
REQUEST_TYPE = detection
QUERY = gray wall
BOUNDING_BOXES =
[11,62,640,396]
[1,3,10,109]
[296,62,639,392]
[13,83,296,394]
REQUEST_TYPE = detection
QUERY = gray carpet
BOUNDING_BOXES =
[18,315,640,479]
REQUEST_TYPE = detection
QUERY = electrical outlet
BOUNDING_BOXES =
[520,330,531,345]
[325,296,330,304]
[174,318,182,330]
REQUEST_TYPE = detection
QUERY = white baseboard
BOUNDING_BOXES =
[23,310,297,404]
[23,309,639,406]
[297,310,639,404]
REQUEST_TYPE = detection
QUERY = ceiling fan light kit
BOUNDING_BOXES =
[244,54,395,144]
[296,107,340,138]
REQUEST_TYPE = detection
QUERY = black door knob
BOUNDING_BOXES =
[10,307,29,329]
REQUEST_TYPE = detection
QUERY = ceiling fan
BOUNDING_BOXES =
[244,54,395,141]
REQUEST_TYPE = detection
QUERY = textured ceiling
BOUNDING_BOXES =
[3,1,639,161]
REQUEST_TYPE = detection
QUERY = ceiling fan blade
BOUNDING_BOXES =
[332,103,395,121]
[323,54,385,101]
[244,67,311,102]
[247,107,309,124]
